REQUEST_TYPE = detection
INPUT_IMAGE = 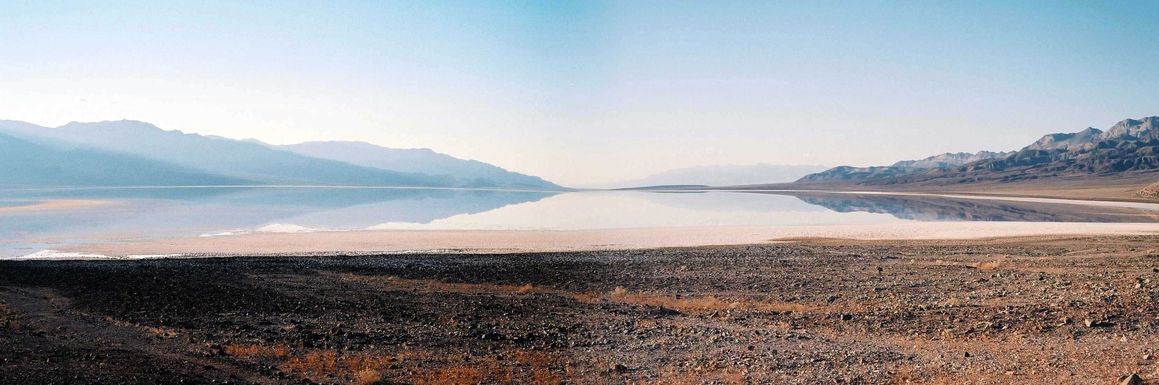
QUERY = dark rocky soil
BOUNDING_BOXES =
[3,236,1159,384]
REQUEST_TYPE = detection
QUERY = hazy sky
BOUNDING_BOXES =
[2,1,1157,186]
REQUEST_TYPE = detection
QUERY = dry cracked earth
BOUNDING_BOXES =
[3,236,1159,384]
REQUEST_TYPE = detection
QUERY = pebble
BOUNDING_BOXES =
[1119,373,1143,385]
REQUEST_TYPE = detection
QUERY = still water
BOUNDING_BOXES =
[1,187,1158,257]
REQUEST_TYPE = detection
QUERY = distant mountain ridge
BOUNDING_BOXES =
[278,141,560,190]
[798,116,1159,187]
[0,120,562,189]
[0,131,246,187]
[604,164,828,188]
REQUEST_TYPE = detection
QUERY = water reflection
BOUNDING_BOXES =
[0,187,556,255]
[2,187,1157,257]
[771,191,1159,223]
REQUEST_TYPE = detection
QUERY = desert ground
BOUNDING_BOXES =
[3,236,1159,384]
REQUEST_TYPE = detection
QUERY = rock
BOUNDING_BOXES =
[1119,373,1143,385]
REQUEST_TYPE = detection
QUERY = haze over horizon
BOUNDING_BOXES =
[3,1,1158,186]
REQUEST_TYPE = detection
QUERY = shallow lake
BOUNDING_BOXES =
[1,187,1158,257]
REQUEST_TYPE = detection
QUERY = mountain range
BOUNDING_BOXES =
[798,151,1010,184]
[277,141,556,189]
[0,120,562,190]
[0,130,246,186]
[794,117,1159,194]
[8,117,1156,196]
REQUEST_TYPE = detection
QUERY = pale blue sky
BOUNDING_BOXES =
[2,1,1157,185]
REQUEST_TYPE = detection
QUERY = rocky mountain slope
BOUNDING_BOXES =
[798,151,1010,183]
[798,117,1159,187]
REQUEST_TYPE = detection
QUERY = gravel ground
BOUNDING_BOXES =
[3,235,1159,384]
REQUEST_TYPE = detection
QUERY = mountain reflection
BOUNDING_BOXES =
[772,192,1159,223]
[0,187,558,245]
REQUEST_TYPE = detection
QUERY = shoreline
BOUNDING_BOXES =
[26,221,1159,260]
[720,178,1159,204]
[715,188,1159,210]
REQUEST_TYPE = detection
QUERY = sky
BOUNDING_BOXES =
[2,1,1158,186]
